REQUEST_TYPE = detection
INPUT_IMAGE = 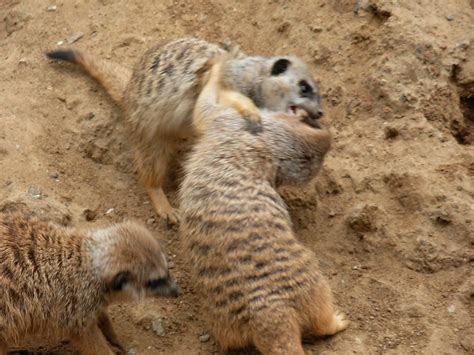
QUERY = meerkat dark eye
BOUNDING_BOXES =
[271,58,291,76]
[146,278,168,289]
[111,271,130,291]
[299,80,314,97]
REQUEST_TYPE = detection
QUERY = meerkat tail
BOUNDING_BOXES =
[46,49,132,106]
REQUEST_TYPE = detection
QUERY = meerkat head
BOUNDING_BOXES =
[88,221,180,304]
[262,110,332,187]
[260,56,323,124]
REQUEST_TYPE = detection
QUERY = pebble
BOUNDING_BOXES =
[47,5,57,11]
[446,15,454,21]
[199,334,210,342]
[147,217,155,225]
[56,40,64,46]
[67,32,84,44]
[28,186,42,200]
[152,318,166,336]
[105,208,115,215]
[49,171,59,179]
[447,304,456,313]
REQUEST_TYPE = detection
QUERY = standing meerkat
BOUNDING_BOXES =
[178,59,347,354]
[0,213,179,355]
[47,37,324,224]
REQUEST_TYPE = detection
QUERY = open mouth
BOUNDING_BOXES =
[288,105,321,129]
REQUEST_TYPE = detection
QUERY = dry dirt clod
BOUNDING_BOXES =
[199,334,210,342]
[67,32,84,44]
[152,318,166,336]
[384,126,399,139]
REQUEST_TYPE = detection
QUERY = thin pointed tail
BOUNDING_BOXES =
[46,49,132,107]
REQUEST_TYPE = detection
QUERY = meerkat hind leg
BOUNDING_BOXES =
[312,303,349,336]
[136,144,180,224]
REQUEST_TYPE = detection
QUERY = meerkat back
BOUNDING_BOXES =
[179,60,345,354]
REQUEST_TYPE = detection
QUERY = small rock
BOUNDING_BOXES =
[152,318,166,336]
[28,186,42,200]
[447,304,456,313]
[18,57,27,65]
[199,334,210,342]
[56,40,64,46]
[67,32,84,44]
[147,217,155,225]
[432,211,451,226]
[168,261,175,269]
[81,112,95,121]
[83,209,97,222]
[47,5,57,11]
[309,25,323,33]
[347,204,378,233]
[446,15,454,21]
[49,171,59,179]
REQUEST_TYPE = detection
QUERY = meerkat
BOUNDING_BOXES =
[178,58,347,354]
[46,36,324,224]
[0,213,179,355]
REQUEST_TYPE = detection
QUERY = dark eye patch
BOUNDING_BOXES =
[299,80,314,97]
[146,278,168,289]
[111,271,130,291]
[271,58,291,76]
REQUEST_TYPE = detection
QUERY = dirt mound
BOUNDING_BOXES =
[1,0,472,353]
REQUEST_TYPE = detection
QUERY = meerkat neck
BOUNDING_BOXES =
[85,226,117,278]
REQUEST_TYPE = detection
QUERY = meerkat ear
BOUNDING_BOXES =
[110,271,131,291]
[271,58,291,76]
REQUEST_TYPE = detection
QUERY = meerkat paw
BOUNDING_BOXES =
[331,311,350,334]
[156,206,180,225]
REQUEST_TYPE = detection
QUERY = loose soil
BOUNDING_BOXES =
[1,0,473,353]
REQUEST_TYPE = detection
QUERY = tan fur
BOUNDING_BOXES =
[178,59,347,354]
[47,37,324,224]
[0,213,179,353]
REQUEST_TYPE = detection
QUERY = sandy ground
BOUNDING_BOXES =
[1,0,473,353]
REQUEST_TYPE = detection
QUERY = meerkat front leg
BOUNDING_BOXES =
[218,89,261,124]
[98,311,125,354]
[71,324,116,355]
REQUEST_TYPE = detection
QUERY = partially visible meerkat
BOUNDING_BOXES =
[46,37,324,224]
[178,58,347,354]
[0,213,179,355]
